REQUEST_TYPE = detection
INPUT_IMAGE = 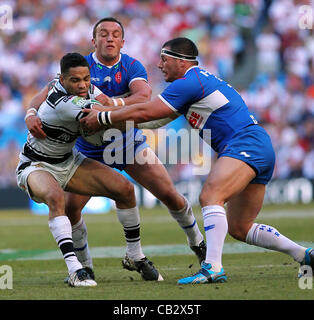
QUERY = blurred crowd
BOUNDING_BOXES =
[0,0,313,187]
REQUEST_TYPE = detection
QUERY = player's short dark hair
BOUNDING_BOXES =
[60,52,89,75]
[162,37,199,59]
[92,17,124,39]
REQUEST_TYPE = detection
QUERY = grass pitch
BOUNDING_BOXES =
[0,203,313,301]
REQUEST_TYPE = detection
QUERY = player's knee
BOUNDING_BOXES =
[199,183,222,207]
[228,224,248,242]
[116,181,136,206]
[45,189,65,212]
[157,187,179,207]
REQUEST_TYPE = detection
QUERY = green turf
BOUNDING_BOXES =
[0,203,313,300]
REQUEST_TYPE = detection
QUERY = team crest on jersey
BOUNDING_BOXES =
[115,71,122,84]
[188,111,203,129]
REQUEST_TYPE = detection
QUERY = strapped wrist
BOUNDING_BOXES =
[112,98,118,107]
[97,111,112,126]
[118,98,125,106]
[24,112,37,121]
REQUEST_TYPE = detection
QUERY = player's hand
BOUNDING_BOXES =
[95,93,113,106]
[80,108,103,133]
[25,115,46,139]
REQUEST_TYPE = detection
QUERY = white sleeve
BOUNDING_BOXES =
[137,117,175,129]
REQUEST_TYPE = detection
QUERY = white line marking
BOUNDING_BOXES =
[2,241,312,261]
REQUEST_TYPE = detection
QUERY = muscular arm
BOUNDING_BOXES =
[111,96,173,124]
[25,79,57,139]
[95,79,151,107]
[80,96,176,131]
[124,80,152,104]
[137,115,178,129]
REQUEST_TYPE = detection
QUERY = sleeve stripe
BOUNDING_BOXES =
[129,77,148,85]
[157,94,178,112]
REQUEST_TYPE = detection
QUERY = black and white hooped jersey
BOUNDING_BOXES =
[22,81,102,164]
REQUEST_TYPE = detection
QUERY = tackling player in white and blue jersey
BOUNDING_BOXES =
[82,37,313,285]
[158,62,275,184]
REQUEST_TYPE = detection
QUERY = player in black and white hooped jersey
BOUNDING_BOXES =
[16,53,163,286]
[23,75,103,166]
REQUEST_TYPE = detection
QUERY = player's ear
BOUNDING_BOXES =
[178,59,186,69]
[59,74,64,86]
[120,39,125,48]
[92,37,96,48]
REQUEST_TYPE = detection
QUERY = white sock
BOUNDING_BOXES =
[169,197,204,247]
[48,215,82,274]
[202,205,228,271]
[72,217,93,269]
[246,223,307,262]
[116,206,145,261]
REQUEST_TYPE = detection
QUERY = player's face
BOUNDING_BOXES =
[60,66,90,97]
[157,51,183,82]
[93,21,125,64]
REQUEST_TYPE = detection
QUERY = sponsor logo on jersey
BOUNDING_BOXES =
[104,76,111,83]
[115,71,122,84]
[188,111,203,129]
[71,96,86,108]
[58,133,72,142]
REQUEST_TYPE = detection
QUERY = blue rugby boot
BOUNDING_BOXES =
[178,262,227,284]
[298,248,314,278]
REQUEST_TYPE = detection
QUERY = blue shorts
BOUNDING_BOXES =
[75,128,148,171]
[218,125,275,184]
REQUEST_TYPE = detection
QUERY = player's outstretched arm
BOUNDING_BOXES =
[137,115,178,129]
[80,96,174,131]
[25,80,56,139]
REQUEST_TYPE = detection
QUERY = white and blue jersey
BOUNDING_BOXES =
[75,52,148,170]
[159,66,275,184]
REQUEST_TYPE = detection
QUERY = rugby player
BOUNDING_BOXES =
[24,19,206,282]
[81,37,314,284]
[17,52,163,286]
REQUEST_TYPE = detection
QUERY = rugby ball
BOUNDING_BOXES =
[79,126,106,146]
[79,99,107,146]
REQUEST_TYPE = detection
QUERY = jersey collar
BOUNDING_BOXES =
[55,80,67,94]
[184,65,198,76]
[92,52,121,69]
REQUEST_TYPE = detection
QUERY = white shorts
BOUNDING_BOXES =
[16,148,86,203]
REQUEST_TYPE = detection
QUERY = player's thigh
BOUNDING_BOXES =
[227,183,266,240]
[27,170,63,204]
[65,158,132,197]
[127,148,172,188]
[200,156,256,205]
[126,148,180,199]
